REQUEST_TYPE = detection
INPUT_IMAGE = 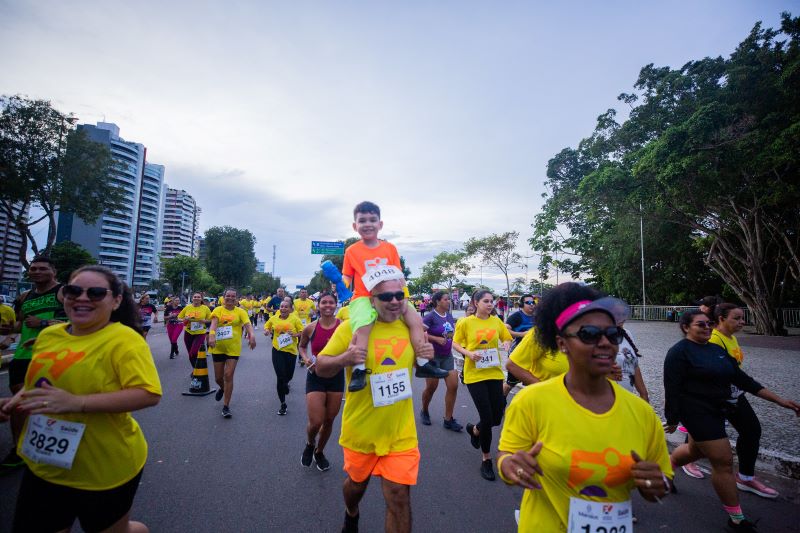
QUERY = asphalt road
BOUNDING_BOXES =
[1,321,798,532]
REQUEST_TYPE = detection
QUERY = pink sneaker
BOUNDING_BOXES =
[736,474,779,499]
[678,425,688,433]
[681,462,704,479]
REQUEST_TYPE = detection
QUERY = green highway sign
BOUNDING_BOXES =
[311,240,345,255]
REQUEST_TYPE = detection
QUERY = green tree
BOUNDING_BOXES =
[0,95,124,270]
[160,255,201,293]
[532,13,800,334]
[414,251,471,303]
[252,272,281,296]
[204,226,257,287]
[464,232,523,298]
[193,268,223,296]
[48,241,96,283]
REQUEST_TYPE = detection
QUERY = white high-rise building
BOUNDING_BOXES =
[133,164,166,287]
[0,203,27,284]
[56,122,165,287]
[161,189,200,260]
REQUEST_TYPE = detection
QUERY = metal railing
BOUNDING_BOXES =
[628,305,800,328]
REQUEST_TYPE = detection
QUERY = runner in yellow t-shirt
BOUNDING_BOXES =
[709,303,777,498]
[0,303,16,350]
[452,289,512,481]
[0,265,161,532]
[497,284,670,532]
[264,299,303,414]
[316,278,434,533]
[178,293,213,369]
[208,289,256,418]
[294,289,317,327]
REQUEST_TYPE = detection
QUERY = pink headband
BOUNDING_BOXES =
[555,300,592,330]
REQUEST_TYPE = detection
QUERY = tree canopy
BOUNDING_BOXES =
[160,255,202,293]
[0,95,124,268]
[531,13,800,334]
[49,241,96,283]
[464,232,523,298]
[203,226,257,287]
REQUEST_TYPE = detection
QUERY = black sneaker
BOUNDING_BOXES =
[443,417,463,432]
[169,352,176,359]
[315,451,331,471]
[0,450,24,474]
[221,406,232,418]
[348,368,367,392]
[420,410,431,425]
[728,518,759,532]
[480,459,496,481]
[215,388,224,402]
[301,443,314,467]
[466,423,480,449]
[278,403,288,416]
[415,361,449,379]
[342,510,359,533]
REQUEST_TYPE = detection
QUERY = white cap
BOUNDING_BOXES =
[362,265,405,293]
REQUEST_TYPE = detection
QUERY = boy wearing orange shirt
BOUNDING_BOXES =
[342,201,448,391]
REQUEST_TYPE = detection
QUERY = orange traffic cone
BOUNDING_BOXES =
[182,341,217,396]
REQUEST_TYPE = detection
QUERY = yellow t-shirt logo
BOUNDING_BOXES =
[568,447,633,497]
[28,349,86,380]
[475,328,497,344]
[373,337,409,366]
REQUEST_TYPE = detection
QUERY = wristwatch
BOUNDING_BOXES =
[40,319,49,328]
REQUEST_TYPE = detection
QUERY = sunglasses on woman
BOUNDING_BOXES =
[563,325,624,345]
[692,321,714,329]
[375,291,406,302]
[63,285,111,301]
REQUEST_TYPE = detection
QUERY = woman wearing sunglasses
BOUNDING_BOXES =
[664,309,799,532]
[452,289,512,481]
[498,283,670,532]
[0,265,161,532]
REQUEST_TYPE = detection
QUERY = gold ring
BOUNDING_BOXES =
[516,468,525,478]
[645,479,652,488]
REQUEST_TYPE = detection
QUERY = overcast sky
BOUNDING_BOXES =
[0,1,791,291]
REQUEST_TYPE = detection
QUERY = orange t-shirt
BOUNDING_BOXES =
[342,240,402,299]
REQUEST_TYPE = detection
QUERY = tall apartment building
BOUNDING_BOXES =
[132,164,167,286]
[161,189,200,260]
[56,122,165,287]
[0,203,27,284]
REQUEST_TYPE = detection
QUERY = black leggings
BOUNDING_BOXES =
[184,333,205,368]
[272,348,297,404]
[728,395,761,477]
[467,379,506,453]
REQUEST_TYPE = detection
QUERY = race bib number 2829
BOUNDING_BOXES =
[21,415,86,470]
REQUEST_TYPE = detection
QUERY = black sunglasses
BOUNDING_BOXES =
[563,325,624,345]
[63,285,112,301]
[523,300,535,305]
[375,291,405,303]
[692,321,714,329]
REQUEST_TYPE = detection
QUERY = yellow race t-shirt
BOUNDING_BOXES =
[294,298,316,326]
[210,306,251,356]
[320,319,417,456]
[264,313,303,355]
[0,303,15,328]
[499,377,672,532]
[709,330,744,365]
[178,304,212,335]
[19,322,162,490]
[510,329,569,382]
[336,306,350,321]
[453,315,512,384]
